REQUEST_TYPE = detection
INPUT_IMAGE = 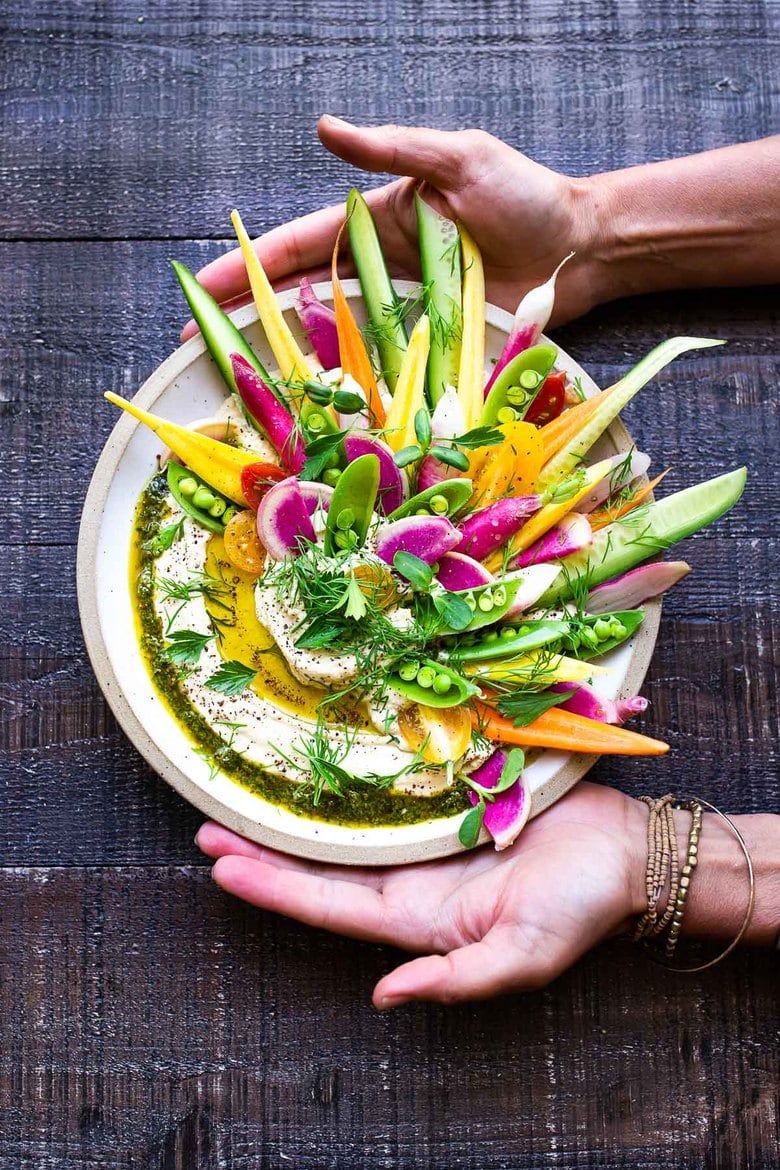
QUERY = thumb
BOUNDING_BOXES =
[318,115,486,189]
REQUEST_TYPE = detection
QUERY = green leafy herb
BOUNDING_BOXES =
[144,518,185,557]
[299,430,347,481]
[432,589,473,631]
[496,688,575,726]
[393,551,434,590]
[458,800,485,848]
[162,629,214,667]
[571,375,587,402]
[205,660,257,697]
[294,615,348,650]
[194,720,247,781]
[451,425,504,450]
[338,573,369,621]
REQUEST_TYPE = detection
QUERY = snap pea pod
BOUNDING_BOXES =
[172,260,272,396]
[566,609,644,659]
[434,572,530,635]
[388,658,479,709]
[446,610,644,666]
[167,462,237,534]
[323,454,380,555]
[387,479,473,522]
[445,619,570,663]
[480,344,558,426]
[300,400,340,440]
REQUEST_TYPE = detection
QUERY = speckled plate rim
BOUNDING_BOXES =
[77,280,661,865]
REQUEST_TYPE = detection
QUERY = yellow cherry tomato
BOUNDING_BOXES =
[223,510,265,575]
[398,703,472,765]
[350,561,399,610]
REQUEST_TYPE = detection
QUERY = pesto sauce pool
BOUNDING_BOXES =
[133,473,472,828]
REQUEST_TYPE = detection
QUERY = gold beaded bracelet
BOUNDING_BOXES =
[635,794,756,973]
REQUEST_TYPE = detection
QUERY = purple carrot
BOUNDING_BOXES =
[585,561,692,614]
[551,681,649,725]
[467,751,530,851]
[436,552,494,591]
[578,450,651,513]
[343,433,406,514]
[456,495,542,561]
[231,353,304,473]
[294,277,340,370]
[513,513,592,568]
[376,516,461,567]
[256,478,317,560]
[484,253,573,396]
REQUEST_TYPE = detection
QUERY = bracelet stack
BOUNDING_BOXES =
[633,794,755,972]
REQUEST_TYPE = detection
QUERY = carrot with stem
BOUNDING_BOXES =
[471,701,669,756]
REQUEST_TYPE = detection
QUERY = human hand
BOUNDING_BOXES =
[196,782,647,1007]
[181,116,606,341]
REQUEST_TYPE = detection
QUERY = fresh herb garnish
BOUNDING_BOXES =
[299,430,347,481]
[144,518,185,556]
[393,551,434,590]
[162,629,214,667]
[459,749,527,847]
[205,660,257,696]
[431,588,473,631]
[450,425,504,450]
[496,689,574,726]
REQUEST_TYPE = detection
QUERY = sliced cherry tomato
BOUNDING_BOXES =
[240,461,287,510]
[223,509,266,575]
[525,371,566,426]
[398,703,473,765]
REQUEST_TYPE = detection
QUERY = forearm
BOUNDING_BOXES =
[626,797,780,947]
[581,137,780,305]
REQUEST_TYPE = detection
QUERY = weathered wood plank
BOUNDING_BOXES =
[0,1,776,239]
[0,867,777,1170]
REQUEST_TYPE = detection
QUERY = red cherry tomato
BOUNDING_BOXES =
[240,461,286,510]
[525,371,566,426]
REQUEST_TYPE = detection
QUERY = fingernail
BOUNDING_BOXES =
[375,995,407,1012]
[322,114,352,128]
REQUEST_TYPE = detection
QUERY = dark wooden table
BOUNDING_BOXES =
[2,3,778,1167]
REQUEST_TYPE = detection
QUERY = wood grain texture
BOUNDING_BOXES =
[1,1,778,1167]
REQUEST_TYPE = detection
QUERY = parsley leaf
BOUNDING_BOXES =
[338,573,369,621]
[294,616,347,650]
[205,660,257,697]
[162,629,214,667]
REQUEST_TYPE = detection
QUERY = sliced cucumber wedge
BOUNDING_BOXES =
[537,467,747,607]
[415,192,462,406]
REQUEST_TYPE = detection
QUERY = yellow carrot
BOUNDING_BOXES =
[105,392,257,504]
[506,457,613,561]
[230,209,313,386]
[470,421,544,506]
[466,652,608,686]
[472,701,669,756]
[588,470,670,531]
[382,314,431,451]
[457,226,486,430]
[539,387,610,461]
[331,227,386,426]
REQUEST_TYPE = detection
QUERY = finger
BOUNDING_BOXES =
[179,258,357,343]
[318,115,489,189]
[196,821,266,860]
[194,202,350,305]
[372,928,535,1008]
[211,854,405,943]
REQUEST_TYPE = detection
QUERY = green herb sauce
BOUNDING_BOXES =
[132,474,470,828]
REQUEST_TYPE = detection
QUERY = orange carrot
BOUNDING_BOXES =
[589,470,670,531]
[539,384,619,461]
[471,701,668,756]
[331,226,386,427]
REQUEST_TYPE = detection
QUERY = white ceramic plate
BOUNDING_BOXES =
[77,280,660,865]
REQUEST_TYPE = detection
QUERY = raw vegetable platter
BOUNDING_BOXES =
[78,194,745,864]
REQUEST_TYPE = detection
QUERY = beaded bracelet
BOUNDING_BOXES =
[634,794,756,973]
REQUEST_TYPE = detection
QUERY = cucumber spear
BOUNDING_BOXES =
[346,189,407,393]
[415,192,462,406]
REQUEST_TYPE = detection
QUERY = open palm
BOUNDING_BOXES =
[197,782,643,1007]
[182,117,600,340]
